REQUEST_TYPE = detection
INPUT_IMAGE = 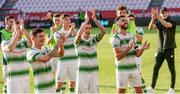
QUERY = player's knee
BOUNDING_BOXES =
[134,87,143,93]
[117,88,126,94]
[56,82,63,89]
[69,81,76,87]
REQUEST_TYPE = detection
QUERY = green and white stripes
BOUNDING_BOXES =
[54,29,78,63]
[1,39,30,78]
[75,35,101,73]
[112,32,139,72]
[27,47,55,93]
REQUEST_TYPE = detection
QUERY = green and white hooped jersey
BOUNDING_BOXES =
[75,34,102,73]
[54,29,78,63]
[1,39,30,78]
[111,32,139,72]
[27,47,55,93]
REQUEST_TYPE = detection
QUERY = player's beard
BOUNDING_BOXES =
[121,24,128,30]
[120,22,128,30]
[121,26,128,30]
[85,31,90,37]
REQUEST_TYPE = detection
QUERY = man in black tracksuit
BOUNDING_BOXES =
[148,7,176,93]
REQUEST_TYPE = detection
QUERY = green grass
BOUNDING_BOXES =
[0,26,180,93]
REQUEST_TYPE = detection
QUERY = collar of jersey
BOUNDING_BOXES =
[81,35,92,41]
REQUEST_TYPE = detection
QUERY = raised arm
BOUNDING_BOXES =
[47,33,65,57]
[156,14,173,28]
[19,19,32,47]
[36,34,65,63]
[76,11,89,43]
[66,23,77,38]
[36,54,52,63]
[148,8,157,30]
[47,26,55,44]
[8,22,20,52]
[91,9,106,40]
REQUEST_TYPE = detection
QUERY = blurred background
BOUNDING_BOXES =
[0,0,180,28]
[0,0,180,93]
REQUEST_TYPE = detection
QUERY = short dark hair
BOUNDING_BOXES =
[160,7,168,13]
[53,13,61,18]
[116,5,128,14]
[80,21,91,26]
[4,16,14,22]
[31,28,44,37]
[15,20,20,24]
[60,13,70,19]
[115,15,126,22]
[128,14,135,18]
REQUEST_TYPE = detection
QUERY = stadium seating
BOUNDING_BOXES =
[0,0,5,8]
[161,0,180,16]
[12,0,151,13]
[162,0,180,8]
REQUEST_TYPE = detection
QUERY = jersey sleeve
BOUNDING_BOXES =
[135,39,141,50]
[1,40,9,52]
[44,47,51,53]
[136,27,144,36]
[111,35,120,48]
[75,35,85,48]
[74,37,80,47]
[136,27,143,47]
[21,38,31,48]
[27,50,43,63]
[53,31,61,42]
[93,32,103,45]
[169,19,176,29]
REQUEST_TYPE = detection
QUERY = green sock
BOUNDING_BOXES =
[3,84,7,93]
[69,88,75,93]
[56,88,61,93]
[61,82,66,93]
[61,87,66,93]
[56,82,66,93]
[141,77,147,93]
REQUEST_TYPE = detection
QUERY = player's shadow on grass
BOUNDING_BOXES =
[99,85,180,92]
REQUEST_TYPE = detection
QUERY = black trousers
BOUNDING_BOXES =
[151,49,176,89]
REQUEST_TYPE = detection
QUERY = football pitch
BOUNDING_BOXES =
[0,26,180,93]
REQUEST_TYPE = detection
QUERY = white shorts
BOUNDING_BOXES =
[135,56,142,71]
[116,70,142,89]
[7,76,30,93]
[76,72,99,93]
[50,58,59,72]
[2,65,7,81]
[56,62,77,82]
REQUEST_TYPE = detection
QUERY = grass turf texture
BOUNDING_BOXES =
[0,26,180,93]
